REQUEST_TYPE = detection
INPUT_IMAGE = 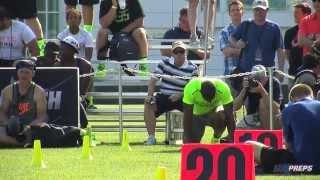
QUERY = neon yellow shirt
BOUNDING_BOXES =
[183,78,233,115]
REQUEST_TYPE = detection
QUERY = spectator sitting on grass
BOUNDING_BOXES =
[0,60,47,147]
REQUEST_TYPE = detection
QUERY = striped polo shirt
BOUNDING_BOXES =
[153,57,198,95]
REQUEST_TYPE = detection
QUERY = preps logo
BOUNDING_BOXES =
[274,164,314,173]
[288,165,313,173]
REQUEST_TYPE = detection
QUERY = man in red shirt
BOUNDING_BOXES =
[298,0,320,55]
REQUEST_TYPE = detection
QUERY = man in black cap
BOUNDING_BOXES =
[0,60,47,146]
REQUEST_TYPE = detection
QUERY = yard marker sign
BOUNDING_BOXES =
[180,144,254,180]
[234,130,283,149]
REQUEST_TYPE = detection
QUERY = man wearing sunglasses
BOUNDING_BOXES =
[144,41,198,145]
[298,0,320,55]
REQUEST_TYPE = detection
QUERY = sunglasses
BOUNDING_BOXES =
[173,49,186,54]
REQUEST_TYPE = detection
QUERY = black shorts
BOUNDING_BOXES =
[260,147,296,173]
[64,0,100,6]
[189,109,224,142]
[154,93,183,117]
[0,0,37,19]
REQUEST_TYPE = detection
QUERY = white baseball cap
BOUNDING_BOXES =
[252,0,269,10]
[251,64,267,80]
[61,36,79,53]
[172,41,187,51]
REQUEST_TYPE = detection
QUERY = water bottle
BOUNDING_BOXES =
[118,0,126,9]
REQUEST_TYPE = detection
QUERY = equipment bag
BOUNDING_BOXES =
[109,32,139,61]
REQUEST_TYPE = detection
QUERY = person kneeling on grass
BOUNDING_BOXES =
[246,84,320,174]
[183,78,235,143]
[0,60,84,147]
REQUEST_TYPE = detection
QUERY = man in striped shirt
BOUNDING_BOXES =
[144,41,198,145]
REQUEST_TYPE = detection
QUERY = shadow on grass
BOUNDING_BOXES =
[152,149,181,154]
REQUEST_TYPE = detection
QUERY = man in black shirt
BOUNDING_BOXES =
[96,0,148,72]
[284,3,311,75]
[161,8,206,60]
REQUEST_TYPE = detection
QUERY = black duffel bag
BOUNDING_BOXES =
[109,32,139,61]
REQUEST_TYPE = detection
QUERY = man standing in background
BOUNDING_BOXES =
[0,0,44,56]
[285,3,312,76]
[219,0,243,75]
[0,7,39,67]
[231,0,285,76]
[298,0,320,55]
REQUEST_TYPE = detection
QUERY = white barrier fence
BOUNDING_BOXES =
[86,59,293,143]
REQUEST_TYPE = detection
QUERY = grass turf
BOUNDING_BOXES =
[0,105,319,179]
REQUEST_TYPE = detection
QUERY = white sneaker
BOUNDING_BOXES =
[145,136,156,145]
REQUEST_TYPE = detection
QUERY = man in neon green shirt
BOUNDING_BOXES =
[183,78,235,143]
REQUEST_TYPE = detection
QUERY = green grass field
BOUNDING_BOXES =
[0,105,319,179]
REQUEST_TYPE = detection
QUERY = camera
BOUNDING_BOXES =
[248,77,259,88]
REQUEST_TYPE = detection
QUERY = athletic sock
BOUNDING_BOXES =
[95,63,107,78]
[138,57,149,76]
[37,39,46,56]
[84,24,93,32]
[88,95,94,105]
[211,135,220,144]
